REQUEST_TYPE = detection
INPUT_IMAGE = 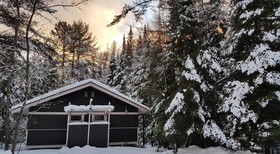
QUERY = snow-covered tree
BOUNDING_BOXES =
[107,41,119,86]
[219,0,280,151]
[95,51,110,83]
[111,34,127,93]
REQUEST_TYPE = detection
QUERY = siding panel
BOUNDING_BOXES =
[89,125,108,147]
[68,125,88,148]
[109,128,137,142]
[27,130,66,145]
[28,115,67,129]
[110,115,138,127]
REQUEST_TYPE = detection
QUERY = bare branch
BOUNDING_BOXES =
[48,0,88,9]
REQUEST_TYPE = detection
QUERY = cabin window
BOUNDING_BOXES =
[84,115,89,122]
[70,115,90,122]
[84,91,88,97]
[90,91,95,97]
[71,115,82,121]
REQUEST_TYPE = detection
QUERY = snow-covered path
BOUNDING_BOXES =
[0,145,254,154]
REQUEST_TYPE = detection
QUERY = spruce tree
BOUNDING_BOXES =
[107,41,118,86]
[219,0,280,151]
[112,34,127,93]
[151,0,230,151]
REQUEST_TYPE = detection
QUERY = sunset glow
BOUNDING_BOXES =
[55,0,135,51]
[85,3,126,50]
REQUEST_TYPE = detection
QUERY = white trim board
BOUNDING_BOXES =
[28,111,139,115]
[29,112,68,115]
[26,144,65,149]
[28,129,67,131]
[109,141,138,146]
[111,112,139,115]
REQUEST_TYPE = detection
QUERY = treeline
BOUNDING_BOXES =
[104,0,280,153]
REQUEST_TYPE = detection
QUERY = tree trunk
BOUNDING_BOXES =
[11,1,37,153]
[142,115,145,148]
[3,92,11,150]
[71,50,75,78]
[61,44,66,80]
[3,0,20,150]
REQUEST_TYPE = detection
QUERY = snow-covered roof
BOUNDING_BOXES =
[11,79,150,114]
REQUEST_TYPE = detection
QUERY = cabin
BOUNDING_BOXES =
[11,79,150,149]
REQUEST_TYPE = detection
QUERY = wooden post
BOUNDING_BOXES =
[87,112,91,145]
[142,114,145,148]
[66,112,70,146]
[107,112,111,147]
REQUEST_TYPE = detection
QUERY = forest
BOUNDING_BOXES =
[0,0,280,154]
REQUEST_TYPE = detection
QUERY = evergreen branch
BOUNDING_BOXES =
[107,0,152,27]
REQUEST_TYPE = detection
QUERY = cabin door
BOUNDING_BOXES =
[66,113,110,147]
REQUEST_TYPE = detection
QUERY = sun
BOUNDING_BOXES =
[83,3,129,52]
[108,33,123,48]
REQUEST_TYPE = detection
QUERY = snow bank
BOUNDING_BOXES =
[0,150,11,154]
[0,146,254,154]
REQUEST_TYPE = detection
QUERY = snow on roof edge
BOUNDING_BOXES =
[11,79,150,114]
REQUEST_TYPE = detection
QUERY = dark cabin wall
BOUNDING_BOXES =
[27,115,67,146]
[27,86,141,147]
[110,115,138,127]
[28,115,67,129]
[29,87,138,113]
[109,115,138,143]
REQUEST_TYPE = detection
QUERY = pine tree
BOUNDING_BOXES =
[126,26,134,70]
[112,34,127,93]
[51,20,98,82]
[51,21,71,81]
[95,51,110,83]
[129,25,152,146]
[69,20,96,79]
[150,0,230,151]
[107,41,118,86]
[124,26,135,95]
[219,0,280,151]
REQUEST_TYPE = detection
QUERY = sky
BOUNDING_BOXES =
[0,0,153,51]
[52,0,149,51]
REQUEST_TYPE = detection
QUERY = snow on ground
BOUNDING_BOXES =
[0,145,254,154]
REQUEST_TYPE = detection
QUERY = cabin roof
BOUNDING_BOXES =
[11,79,150,114]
